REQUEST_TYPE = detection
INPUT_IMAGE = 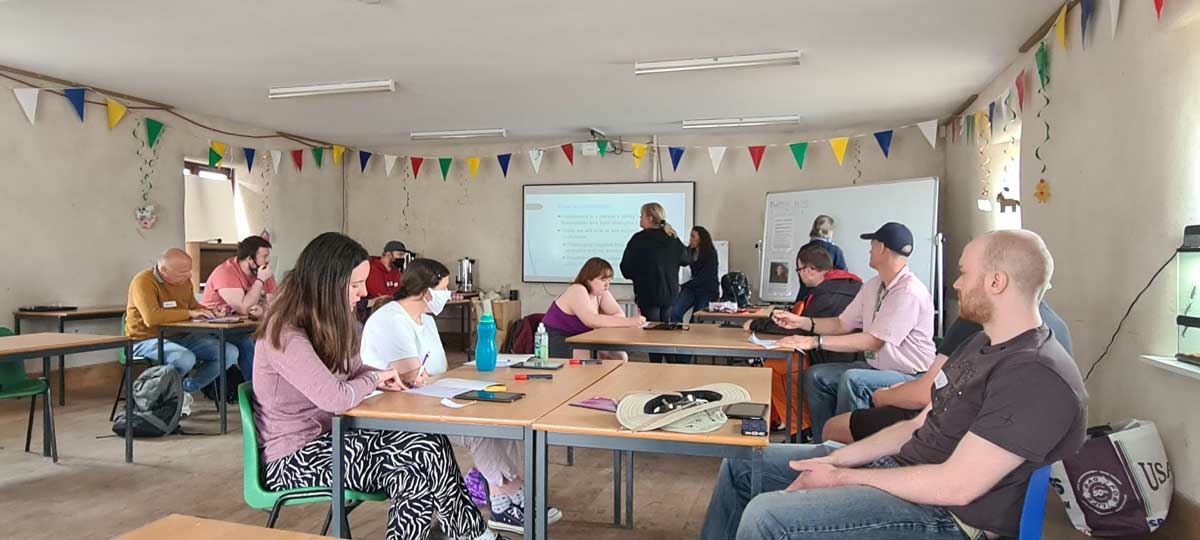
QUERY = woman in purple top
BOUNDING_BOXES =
[252,232,507,540]
[543,257,646,360]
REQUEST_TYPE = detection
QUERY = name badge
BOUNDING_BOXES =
[163,301,177,308]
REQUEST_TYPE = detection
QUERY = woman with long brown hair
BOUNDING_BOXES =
[252,232,507,540]
[543,257,645,360]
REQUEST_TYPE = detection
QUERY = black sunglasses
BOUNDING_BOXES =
[643,390,723,415]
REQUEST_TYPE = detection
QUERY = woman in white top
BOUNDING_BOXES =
[361,259,561,535]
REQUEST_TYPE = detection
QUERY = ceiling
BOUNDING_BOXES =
[0,0,1061,146]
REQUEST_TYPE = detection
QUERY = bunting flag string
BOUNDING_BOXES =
[146,118,164,148]
[668,146,685,171]
[528,149,544,174]
[467,156,480,178]
[708,146,726,174]
[270,150,283,173]
[384,154,397,176]
[632,144,648,168]
[788,142,808,170]
[560,143,574,165]
[106,98,127,130]
[332,145,345,166]
[359,150,372,173]
[410,157,424,178]
[13,88,38,124]
[748,145,766,171]
[312,147,324,168]
[64,88,86,121]
[244,147,256,174]
[497,153,512,177]
[438,157,452,180]
[829,137,849,166]
[873,131,893,158]
[291,149,304,171]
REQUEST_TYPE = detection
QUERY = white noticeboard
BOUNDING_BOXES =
[759,177,941,303]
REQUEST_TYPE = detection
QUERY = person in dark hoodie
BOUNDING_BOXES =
[620,202,690,363]
[746,243,862,434]
[671,225,720,323]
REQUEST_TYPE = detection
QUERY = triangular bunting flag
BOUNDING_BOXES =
[208,147,223,167]
[211,141,229,157]
[312,147,324,168]
[384,155,397,176]
[748,146,766,171]
[829,137,849,166]
[332,145,345,166]
[580,142,597,156]
[597,140,609,157]
[438,157,452,180]
[291,149,304,171]
[918,120,938,148]
[528,149,544,174]
[1015,70,1027,112]
[359,151,372,173]
[1081,0,1097,47]
[873,131,894,158]
[1109,0,1121,38]
[146,118,164,148]
[668,146,685,171]
[244,148,256,173]
[1036,43,1050,89]
[497,153,512,177]
[988,102,996,135]
[270,150,283,172]
[708,146,726,174]
[64,88,86,122]
[410,157,424,178]
[787,143,809,170]
[13,88,38,124]
[106,98,127,130]
[965,114,976,143]
[467,156,481,178]
[632,144,648,168]
[561,143,574,165]
[1154,0,1164,19]
[1055,4,1068,49]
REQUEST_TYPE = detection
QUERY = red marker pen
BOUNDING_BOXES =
[514,374,553,381]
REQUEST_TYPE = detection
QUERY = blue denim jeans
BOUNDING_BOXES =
[804,361,916,442]
[229,333,255,380]
[700,444,965,540]
[132,334,237,394]
[671,287,716,323]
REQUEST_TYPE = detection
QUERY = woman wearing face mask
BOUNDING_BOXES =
[543,257,646,360]
[361,259,562,535]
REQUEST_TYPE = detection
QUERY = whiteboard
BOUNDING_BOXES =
[681,240,729,284]
[759,177,940,302]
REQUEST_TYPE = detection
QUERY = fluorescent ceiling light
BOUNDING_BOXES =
[410,128,507,140]
[681,115,801,130]
[268,80,395,99]
[635,50,801,75]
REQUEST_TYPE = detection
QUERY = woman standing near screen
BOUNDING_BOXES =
[620,202,689,362]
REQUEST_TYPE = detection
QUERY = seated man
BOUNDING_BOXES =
[772,222,937,440]
[127,248,237,416]
[200,235,276,380]
[701,230,1087,540]
[745,243,863,434]
[824,300,1073,443]
[360,240,410,320]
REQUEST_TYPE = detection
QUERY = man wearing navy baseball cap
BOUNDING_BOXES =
[770,221,937,441]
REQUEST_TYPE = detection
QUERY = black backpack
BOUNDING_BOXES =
[112,365,183,437]
[720,272,751,307]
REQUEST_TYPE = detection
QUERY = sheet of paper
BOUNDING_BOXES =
[440,398,477,409]
[365,390,383,400]
[464,354,527,368]
[749,333,779,349]
[406,377,496,399]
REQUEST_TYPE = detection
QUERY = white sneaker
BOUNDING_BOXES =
[181,393,194,417]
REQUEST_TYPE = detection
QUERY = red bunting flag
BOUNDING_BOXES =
[561,143,574,165]
[748,146,766,172]
[290,149,303,171]
[411,157,424,178]
[1015,70,1027,112]
[1154,0,1164,18]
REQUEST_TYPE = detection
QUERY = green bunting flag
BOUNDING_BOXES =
[146,119,164,148]
[312,147,324,168]
[439,157,452,180]
[789,142,809,170]
[597,140,608,157]
[208,147,222,167]
[1036,42,1050,89]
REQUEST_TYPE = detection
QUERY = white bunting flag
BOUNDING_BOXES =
[270,150,283,172]
[918,119,938,149]
[1109,0,1121,38]
[528,149,544,174]
[13,88,39,124]
[384,154,398,176]
[708,146,727,174]
[580,141,599,157]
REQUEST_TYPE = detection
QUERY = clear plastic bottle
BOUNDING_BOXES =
[534,322,549,360]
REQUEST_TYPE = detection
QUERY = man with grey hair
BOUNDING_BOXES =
[701,229,1087,540]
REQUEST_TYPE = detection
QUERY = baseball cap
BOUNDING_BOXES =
[383,240,408,254]
[860,222,914,257]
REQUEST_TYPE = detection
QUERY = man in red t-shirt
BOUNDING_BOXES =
[200,235,277,384]
[363,240,411,315]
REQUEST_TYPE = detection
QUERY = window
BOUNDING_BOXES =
[183,160,238,243]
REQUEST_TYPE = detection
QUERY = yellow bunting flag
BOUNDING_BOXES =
[1055,4,1067,49]
[106,98,127,130]
[332,145,345,165]
[467,156,481,178]
[632,144,648,168]
[829,137,849,166]
[211,141,229,156]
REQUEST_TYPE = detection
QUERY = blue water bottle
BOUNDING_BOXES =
[475,313,498,372]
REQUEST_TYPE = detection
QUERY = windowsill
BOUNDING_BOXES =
[1140,355,1200,381]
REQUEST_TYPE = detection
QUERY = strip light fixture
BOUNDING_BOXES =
[410,128,508,140]
[635,50,802,75]
[681,115,801,130]
[267,80,395,99]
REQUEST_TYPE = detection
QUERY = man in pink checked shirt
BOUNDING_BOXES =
[772,222,936,442]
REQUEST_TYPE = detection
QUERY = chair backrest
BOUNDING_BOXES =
[1018,465,1053,540]
[238,382,272,508]
[0,327,29,387]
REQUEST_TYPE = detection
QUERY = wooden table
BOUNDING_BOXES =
[567,325,802,442]
[112,514,328,540]
[0,333,133,462]
[531,363,771,536]
[157,320,258,434]
[330,360,622,539]
[691,307,773,325]
[13,305,126,405]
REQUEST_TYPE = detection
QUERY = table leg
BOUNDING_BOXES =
[522,427,536,539]
[567,446,574,466]
[534,427,549,540]
[624,450,634,529]
[218,330,228,434]
[751,448,764,495]
[125,342,134,463]
[613,450,621,526]
[58,318,65,406]
[786,352,794,443]
[13,316,21,335]
[42,356,50,457]
[331,416,348,538]
[157,329,165,367]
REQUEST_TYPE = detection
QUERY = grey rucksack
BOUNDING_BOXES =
[111,365,183,437]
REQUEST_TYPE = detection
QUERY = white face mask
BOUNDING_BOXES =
[426,288,452,315]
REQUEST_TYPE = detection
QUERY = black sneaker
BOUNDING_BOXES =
[488,504,563,534]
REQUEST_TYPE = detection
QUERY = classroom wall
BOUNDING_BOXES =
[0,86,343,367]
[946,3,1200,501]
[346,130,945,319]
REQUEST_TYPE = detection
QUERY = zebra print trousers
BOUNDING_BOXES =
[264,429,488,540]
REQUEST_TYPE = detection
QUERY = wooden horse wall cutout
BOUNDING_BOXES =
[996,188,1021,213]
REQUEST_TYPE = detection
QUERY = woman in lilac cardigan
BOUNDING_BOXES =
[252,232,506,540]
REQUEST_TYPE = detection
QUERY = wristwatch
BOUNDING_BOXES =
[816,335,824,351]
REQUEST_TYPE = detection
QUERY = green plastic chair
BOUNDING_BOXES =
[109,313,151,421]
[238,382,386,535]
[0,327,57,462]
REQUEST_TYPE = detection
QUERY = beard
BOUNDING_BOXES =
[957,281,995,324]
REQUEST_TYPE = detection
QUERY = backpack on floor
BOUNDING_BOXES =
[112,365,183,438]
